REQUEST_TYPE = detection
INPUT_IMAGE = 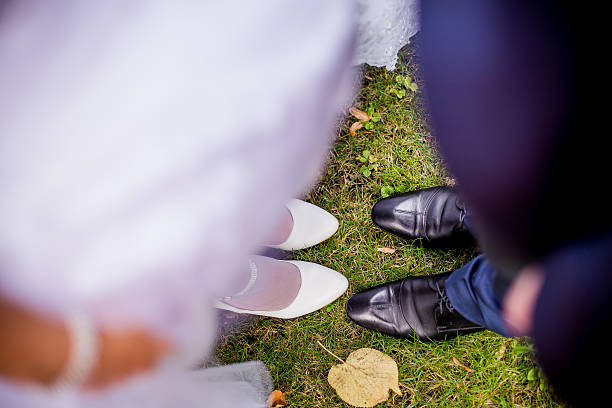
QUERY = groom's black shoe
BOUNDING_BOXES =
[371,186,474,247]
[346,272,484,341]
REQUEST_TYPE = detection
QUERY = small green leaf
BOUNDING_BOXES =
[392,88,405,99]
[360,165,371,177]
[513,344,533,355]
[364,121,374,130]
[381,186,395,198]
[362,150,370,158]
[389,85,406,98]
[527,368,537,381]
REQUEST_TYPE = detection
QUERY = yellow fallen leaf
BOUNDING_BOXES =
[349,107,371,121]
[453,357,474,372]
[376,247,396,254]
[349,121,363,136]
[266,390,287,407]
[328,348,401,407]
[496,342,508,361]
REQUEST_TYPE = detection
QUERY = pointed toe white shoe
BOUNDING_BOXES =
[269,199,339,251]
[215,260,348,319]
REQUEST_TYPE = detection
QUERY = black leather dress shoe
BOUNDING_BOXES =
[346,272,484,341]
[371,186,474,247]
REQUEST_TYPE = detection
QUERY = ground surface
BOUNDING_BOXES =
[215,45,567,408]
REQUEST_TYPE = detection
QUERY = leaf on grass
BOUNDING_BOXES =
[328,348,401,407]
[360,165,371,177]
[349,107,372,121]
[496,342,508,361]
[266,390,287,407]
[380,185,395,198]
[350,121,363,136]
[377,247,396,254]
[452,357,474,372]
[527,368,537,381]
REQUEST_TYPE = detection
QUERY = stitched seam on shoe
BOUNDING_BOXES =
[398,279,414,334]
[368,304,390,310]
[394,209,418,215]
[422,188,441,242]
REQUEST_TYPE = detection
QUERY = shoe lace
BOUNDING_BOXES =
[435,282,455,314]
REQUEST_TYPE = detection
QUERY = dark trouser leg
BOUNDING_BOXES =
[445,255,511,337]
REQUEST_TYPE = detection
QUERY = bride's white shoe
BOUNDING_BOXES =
[215,260,348,319]
[269,199,339,251]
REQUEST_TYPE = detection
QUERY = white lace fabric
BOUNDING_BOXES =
[353,0,420,70]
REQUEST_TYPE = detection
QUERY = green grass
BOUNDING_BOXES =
[216,48,567,407]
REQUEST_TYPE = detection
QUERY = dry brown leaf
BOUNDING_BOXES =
[349,107,371,121]
[496,342,508,361]
[452,357,475,372]
[328,348,401,407]
[349,121,363,136]
[376,247,396,254]
[266,390,287,407]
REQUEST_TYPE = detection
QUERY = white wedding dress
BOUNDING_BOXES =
[354,0,420,69]
[0,1,419,407]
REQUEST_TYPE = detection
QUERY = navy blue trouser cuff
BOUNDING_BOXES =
[445,255,511,337]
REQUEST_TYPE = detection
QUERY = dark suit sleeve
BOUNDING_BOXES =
[419,2,612,405]
[419,0,607,278]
